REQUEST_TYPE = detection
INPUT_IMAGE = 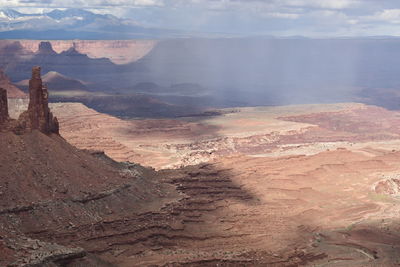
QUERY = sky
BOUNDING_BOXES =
[3,0,400,37]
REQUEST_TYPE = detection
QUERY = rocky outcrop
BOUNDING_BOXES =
[18,66,59,134]
[0,88,8,125]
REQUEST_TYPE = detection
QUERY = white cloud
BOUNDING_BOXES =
[368,9,400,23]
[265,12,300,19]
[273,0,359,10]
[2,0,164,8]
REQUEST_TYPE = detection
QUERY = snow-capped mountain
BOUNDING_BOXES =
[0,8,118,23]
[0,8,24,19]
[0,8,180,39]
[46,9,101,20]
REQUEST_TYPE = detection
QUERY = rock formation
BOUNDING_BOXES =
[37,41,57,55]
[18,66,59,134]
[0,88,8,125]
[28,66,59,133]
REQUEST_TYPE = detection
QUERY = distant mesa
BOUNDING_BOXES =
[1,66,59,134]
[15,39,156,64]
[38,41,57,55]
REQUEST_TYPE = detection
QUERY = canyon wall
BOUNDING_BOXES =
[17,40,157,64]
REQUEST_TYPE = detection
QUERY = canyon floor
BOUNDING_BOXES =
[48,102,400,170]
[7,101,400,266]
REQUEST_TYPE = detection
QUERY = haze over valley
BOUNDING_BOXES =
[3,37,400,119]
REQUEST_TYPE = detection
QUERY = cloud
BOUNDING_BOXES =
[266,12,300,19]
[367,9,400,23]
[3,0,400,37]
[5,0,164,8]
[283,0,359,9]
[2,0,362,10]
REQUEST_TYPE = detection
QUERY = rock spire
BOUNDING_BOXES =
[26,66,59,134]
[16,66,59,134]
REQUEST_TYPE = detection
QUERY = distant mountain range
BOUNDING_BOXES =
[0,8,182,39]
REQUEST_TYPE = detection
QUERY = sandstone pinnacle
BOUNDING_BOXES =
[17,66,59,134]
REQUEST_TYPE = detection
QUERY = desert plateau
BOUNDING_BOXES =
[2,3,400,267]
